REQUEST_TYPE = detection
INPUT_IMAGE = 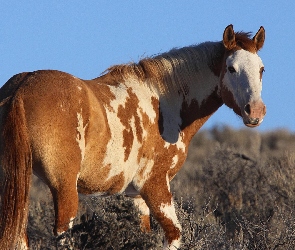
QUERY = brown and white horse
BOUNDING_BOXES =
[0,25,266,249]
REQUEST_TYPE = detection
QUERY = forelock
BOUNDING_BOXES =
[235,32,257,53]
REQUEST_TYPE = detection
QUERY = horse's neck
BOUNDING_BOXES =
[92,41,224,145]
[152,42,224,144]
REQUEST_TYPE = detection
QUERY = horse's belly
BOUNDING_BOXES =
[77,155,141,196]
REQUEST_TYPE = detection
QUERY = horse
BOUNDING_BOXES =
[0,24,266,249]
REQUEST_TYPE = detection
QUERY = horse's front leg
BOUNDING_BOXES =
[140,175,182,249]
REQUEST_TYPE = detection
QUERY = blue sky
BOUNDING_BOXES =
[1,1,294,132]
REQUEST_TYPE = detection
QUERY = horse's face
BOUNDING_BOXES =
[220,25,266,127]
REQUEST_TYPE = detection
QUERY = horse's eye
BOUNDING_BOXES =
[228,66,236,73]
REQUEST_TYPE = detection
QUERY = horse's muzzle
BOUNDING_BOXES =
[243,101,266,127]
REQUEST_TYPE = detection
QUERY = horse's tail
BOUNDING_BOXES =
[0,92,32,249]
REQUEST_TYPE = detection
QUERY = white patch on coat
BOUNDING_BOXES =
[104,116,141,183]
[160,99,183,143]
[76,111,87,162]
[160,199,181,231]
[160,198,182,249]
[133,196,150,216]
[133,158,155,189]
[127,78,158,122]
[223,49,264,108]
[166,174,171,192]
[170,155,178,169]
[164,134,186,152]
[102,83,157,192]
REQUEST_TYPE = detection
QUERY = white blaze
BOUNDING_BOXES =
[224,49,264,107]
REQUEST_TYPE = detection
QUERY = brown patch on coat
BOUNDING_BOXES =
[135,96,161,163]
[122,129,134,162]
[220,84,242,117]
[180,88,222,129]
[160,214,181,246]
[117,88,143,162]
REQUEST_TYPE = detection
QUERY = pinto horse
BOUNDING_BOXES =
[0,25,266,249]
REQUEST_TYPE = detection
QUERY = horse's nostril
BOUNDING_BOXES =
[244,104,251,115]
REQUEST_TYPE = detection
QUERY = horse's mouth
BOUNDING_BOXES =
[243,117,264,127]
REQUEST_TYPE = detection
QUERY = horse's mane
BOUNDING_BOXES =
[102,41,224,97]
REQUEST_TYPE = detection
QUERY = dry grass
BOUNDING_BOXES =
[17,127,295,249]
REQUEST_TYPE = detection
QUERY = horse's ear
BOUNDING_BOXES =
[223,24,236,50]
[253,26,265,51]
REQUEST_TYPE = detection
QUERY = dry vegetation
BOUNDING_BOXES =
[23,127,295,249]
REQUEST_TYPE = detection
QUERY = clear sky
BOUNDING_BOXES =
[1,1,294,132]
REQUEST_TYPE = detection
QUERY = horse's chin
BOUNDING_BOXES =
[244,123,259,128]
[243,118,263,128]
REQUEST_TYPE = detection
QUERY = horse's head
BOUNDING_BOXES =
[219,24,266,127]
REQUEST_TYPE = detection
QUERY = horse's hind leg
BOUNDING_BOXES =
[49,175,79,236]
[37,160,80,236]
